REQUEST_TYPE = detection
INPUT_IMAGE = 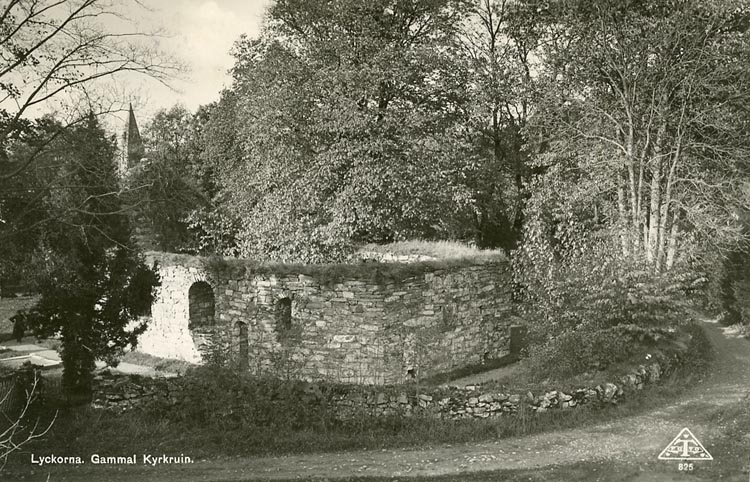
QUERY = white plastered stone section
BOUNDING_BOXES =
[138,264,213,363]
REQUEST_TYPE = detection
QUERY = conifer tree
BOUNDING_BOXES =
[18,113,159,399]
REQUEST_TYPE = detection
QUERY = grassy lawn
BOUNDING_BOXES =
[119,350,196,374]
[0,347,21,359]
[421,353,520,386]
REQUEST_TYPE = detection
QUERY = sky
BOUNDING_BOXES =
[119,0,271,123]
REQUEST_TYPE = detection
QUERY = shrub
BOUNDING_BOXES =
[676,323,714,374]
[516,232,702,331]
[513,209,706,380]
[528,325,636,381]
[528,323,688,381]
[146,366,333,432]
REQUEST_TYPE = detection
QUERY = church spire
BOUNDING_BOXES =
[121,103,145,174]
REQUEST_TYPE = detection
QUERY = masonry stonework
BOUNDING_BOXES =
[92,360,672,419]
[138,253,516,384]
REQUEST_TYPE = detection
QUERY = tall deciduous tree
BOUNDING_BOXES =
[198,0,476,262]
[0,115,62,283]
[525,0,750,271]
[182,93,243,256]
[451,0,542,249]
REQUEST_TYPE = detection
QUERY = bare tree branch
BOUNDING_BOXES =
[0,0,183,178]
[0,371,57,472]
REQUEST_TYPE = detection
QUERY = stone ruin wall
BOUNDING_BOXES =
[137,253,517,385]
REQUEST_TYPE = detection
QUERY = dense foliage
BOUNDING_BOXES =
[0,116,62,282]
[502,0,750,374]
[159,0,750,271]
[181,0,539,261]
[0,0,176,257]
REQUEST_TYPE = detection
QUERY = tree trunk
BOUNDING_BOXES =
[656,200,671,270]
[647,163,661,265]
[666,213,679,269]
[659,134,682,271]
[617,171,629,256]
[634,158,645,253]
[646,122,666,266]
[60,332,96,405]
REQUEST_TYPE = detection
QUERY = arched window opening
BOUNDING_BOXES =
[188,281,215,329]
[440,303,458,332]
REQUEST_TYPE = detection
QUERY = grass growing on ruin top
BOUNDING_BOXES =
[358,240,506,260]
[147,241,507,286]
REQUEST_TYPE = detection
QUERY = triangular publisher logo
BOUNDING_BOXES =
[658,427,713,461]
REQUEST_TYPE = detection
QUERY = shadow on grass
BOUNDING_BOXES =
[420,353,520,386]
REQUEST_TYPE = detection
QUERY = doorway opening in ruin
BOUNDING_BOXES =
[237,321,248,369]
[274,297,292,332]
[188,281,215,329]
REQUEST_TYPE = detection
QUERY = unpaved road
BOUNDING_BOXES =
[8,318,750,482]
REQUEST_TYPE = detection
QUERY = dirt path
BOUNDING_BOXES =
[11,317,750,482]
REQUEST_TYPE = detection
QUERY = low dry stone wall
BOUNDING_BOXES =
[91,359,671,419]
[330,360,667,419]
[92,371,182,411]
